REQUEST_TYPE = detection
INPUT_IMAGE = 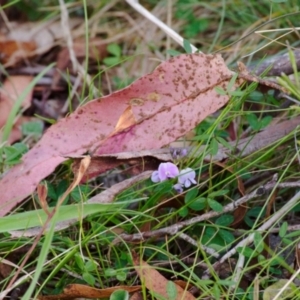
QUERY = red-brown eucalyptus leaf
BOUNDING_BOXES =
[132,251,196,300]
[0,53,240,216]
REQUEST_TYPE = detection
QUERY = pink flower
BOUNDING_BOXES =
[151,162,179,183]
[178,168,197,188]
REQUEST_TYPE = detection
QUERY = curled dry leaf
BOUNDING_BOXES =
[0,19,81,67]
[37,284,141,300]
[132,251,196,300]
[0,53,240,216]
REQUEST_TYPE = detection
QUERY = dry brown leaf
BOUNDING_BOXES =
[0,19,81,67]
[129,291,143,300]
[0,75,34,143]
[114,106,137,134]
[0,75,33,124]
[132,251,196,300]
[0,41,36,65]
[37,284,141,300]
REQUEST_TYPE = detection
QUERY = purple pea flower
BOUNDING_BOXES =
[151,162,179,183]
[170,147,188,160]
[173,183,184,193]
[178,168,197,188]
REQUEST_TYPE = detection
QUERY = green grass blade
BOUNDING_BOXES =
[0,202,130,232]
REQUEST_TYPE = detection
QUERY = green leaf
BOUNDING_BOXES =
[260,116,272,129]
[166,49,182,56]
[205,227,217,237]
[21,120,43,137]
[166,281,178,300]
[184,19,208,38]
[209,138,219,155]
[107,43,122,57]
[188,198,206,211]
[218,280,236,287]
[103,56,122,66]
[46,182,57,201]
[245,206,266,226]
[191,133,211,141]
[237,246,258,258]
[218,229,234,244]
[215,214,234,226]
[83,272,95,285]
[281,238,293,246]
[110,290,129,300]
[253,232,264,253]
[212,283,221,299]
[178,206,189,217]
[217,137,234,151]
[249,91,264,102]
[74,254,84,270]
[184,188,198,203]
[246,113,259,130]
[209,189,229,198]
[263,279,297,300]
[116,271,127,282]
[208,198,223,212]
[85,260,97,272]
[215,86,227,96]
[71,185,92,202]
[3,143,28,165]
[105,268,117,277]
[183,39,193,54]
[227,73,238,92]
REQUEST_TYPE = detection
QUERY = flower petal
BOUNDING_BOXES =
[173,183,183,193]
[178,168,196,186]
[151,171,160,182]
[184,180,192,188]
[158,162,179,181]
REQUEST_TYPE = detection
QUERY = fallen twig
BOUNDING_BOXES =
[116,180,300,243]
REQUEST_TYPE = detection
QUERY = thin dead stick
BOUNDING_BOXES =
[58,0,78,72]
[230,254,245,292]
[235,223,300,235]
[178,232,219,258]
[125,0,198,53]
[249,49,300,76]
[58,0,98,97]
[117,181,300,243]
[206,189,300,279]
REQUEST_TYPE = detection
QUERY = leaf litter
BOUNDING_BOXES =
[0,53,241,216]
